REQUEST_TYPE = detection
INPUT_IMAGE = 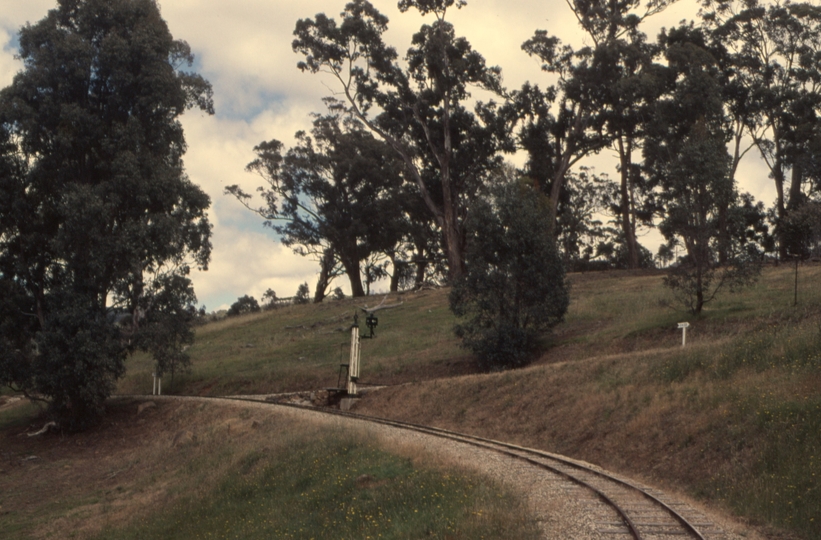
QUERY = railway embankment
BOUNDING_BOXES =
[2,264,819,539]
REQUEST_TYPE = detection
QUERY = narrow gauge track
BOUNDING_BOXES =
[154,394,724,540]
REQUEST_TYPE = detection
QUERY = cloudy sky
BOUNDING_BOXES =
[0,0,775,311]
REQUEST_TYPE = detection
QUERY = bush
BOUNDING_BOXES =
[450,180,570,370]
[227,295,261,316]
[261,289,278,310]
[294,283,310,305]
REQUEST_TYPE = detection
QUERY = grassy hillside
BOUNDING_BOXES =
[118,263,821,539]
[0,398,538,539]
[117,288,468,396]
[356,264,821,540]
[9,263,819,539]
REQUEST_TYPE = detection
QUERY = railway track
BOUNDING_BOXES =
[145,394,728,540]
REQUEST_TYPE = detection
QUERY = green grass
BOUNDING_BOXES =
[0,400,539,540]
[118,264,821,398]
[92,428,539,540]
[118,291,462,396]
[645,311,821,538]
[103,263,821,539]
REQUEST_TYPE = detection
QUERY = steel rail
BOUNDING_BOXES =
[122,394,709,540]
[230,395,707,540]
[336,409,709,540]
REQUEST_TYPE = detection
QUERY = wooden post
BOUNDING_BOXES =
[678,322,690,347]
[348,327,360,396]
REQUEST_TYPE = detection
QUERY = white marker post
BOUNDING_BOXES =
[678,322,690,347]
[348,326,360,396]
[152,373,162,395]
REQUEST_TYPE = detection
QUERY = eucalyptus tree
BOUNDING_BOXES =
[511,0,676,264]
[227,295,261,317]
[229,111,407,298]
[555,167,620,270]
[559,0,677,268]
[292,0,508,281]
[644,25,760,315]
[702,0,821,241]
[380,180,443,292]
[0,0,213,429]
[509,43,608,230]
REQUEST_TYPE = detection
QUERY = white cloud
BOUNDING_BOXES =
[0,0,787,308]
[190,223,319,312]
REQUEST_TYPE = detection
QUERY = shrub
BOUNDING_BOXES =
[261,289,278,310]
[450,180,569,370]
[227,295,261,316]
[294,283,311,305]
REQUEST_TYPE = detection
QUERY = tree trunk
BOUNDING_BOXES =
[617,137,640,269]
[439,168,464,282]
[772,159,788,262]
[413,244,428,289]
[313,247,336,303]
[695,266,705,315]
[547,111,588,234]
[716,204,729,265]
[436,84,464,283]
[548,152,575,231]
[338,251,365,297]
[788,162,803,211]
[388,252,400,292]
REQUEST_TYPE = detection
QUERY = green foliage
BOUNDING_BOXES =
[555,168,619,270]
[35,294,128,430]
[0,0,212,429]
[229,111,409,297]
[292,0,508,280]
[228,295,261,317]
[702,0,821,225]
[782,201,821,260]
[450,181,569,370]
[261,288,279,310]
[646,26,761,314]
[294,283,311,305]
[136,274,199,382]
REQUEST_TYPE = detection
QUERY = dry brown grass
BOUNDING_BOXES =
[1,398,326,538]
[0,397,540,539]
[6,264,819,539]
[355,266,821,539]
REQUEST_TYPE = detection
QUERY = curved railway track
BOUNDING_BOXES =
[142,394,727,540]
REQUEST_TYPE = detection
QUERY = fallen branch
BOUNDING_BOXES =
[27,421,56,437]
[356,295,404,313]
